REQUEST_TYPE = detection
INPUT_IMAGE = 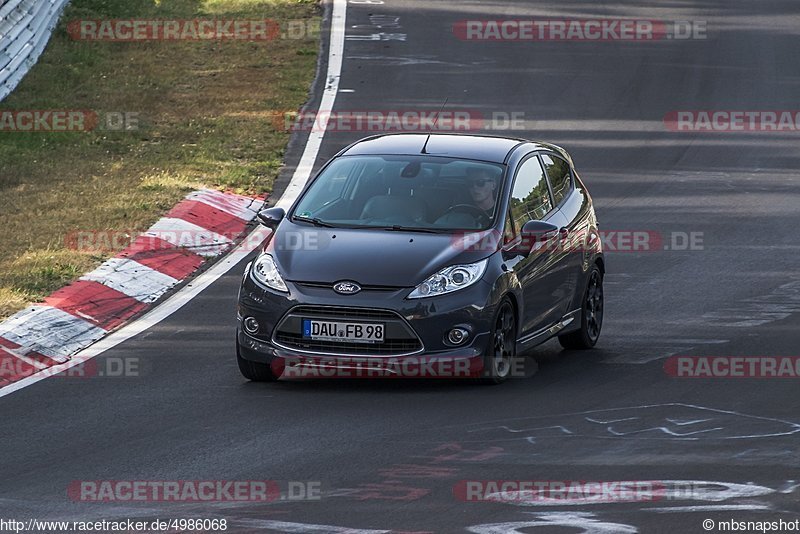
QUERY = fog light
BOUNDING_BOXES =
[243,316,260,335]
[447,328,469,345]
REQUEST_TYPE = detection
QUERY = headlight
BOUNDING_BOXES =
[407,258,488,299]
[251,254,288,292]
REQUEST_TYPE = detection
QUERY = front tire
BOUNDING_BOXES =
[559,265,603,349]
[481,299,517,384]
[236,339,277,381]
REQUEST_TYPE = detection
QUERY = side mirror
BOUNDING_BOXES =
[256,207,285,229]
[515,220,559,256]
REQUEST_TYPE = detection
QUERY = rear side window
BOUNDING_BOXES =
[541,154,573,206]
[508,156,553,226]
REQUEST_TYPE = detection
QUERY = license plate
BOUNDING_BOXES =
[302,319,384,344]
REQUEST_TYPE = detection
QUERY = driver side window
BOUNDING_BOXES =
[509,156,553,228]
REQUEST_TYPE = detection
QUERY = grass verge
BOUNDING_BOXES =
[0,0,320,320]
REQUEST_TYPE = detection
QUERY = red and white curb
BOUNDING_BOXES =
[0,0,348,398]
[0,189,264,388]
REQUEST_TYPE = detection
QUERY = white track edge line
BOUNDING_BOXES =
[0,0,347,398]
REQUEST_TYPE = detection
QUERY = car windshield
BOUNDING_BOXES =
[292,155,505,231]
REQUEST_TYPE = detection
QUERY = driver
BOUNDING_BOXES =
[466,167,499,218]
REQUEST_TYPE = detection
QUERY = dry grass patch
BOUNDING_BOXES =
[0,0,320,319]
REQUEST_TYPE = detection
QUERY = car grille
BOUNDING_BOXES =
[272,305,423,356]
[292,281,404,292]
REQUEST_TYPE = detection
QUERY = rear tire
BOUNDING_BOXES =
[559,265,603,350]
[236,339,277,381]
[481,299,517,385]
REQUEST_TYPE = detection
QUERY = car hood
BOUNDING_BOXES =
[267,221,497,287]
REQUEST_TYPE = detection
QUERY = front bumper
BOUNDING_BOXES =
[237,270,498,378]
[238,329,484,378]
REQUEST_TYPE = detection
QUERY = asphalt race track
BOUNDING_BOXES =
[2,0,800,532]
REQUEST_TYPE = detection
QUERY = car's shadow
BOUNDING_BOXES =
[235,339,617,393]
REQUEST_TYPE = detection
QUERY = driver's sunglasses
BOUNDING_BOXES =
[469,178,490,188]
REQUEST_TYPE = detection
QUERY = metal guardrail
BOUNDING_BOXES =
[0,0,70,102]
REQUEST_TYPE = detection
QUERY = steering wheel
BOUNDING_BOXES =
[444,204,490,226]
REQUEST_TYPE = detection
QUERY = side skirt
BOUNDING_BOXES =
[516,308,581,352]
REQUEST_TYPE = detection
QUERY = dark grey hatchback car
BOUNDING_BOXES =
[236,133,604,384]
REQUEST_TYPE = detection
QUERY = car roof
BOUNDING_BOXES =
[339,133,568,164]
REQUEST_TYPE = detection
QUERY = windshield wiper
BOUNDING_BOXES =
[292,215,337,228]
[381,225,444,234]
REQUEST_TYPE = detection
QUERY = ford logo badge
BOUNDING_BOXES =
[333,281,361,295]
